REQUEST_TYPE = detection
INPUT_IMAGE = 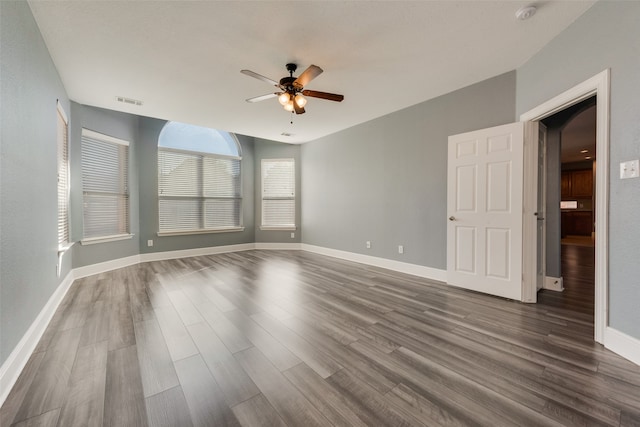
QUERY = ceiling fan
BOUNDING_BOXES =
[241,63,344,115]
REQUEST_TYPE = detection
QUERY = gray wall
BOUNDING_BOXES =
[0,1,71,365]
[544,126,562,278]
[254,139,302,244]
[70,103,141,267]
[301,72,516,269]
[137,117,256,254]
[516,0,640,339]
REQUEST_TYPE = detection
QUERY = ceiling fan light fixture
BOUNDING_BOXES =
[295,94,307,108]
[242,63,344,115]
[278,92,290,106]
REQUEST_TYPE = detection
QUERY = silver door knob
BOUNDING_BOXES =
[449,216,456,221]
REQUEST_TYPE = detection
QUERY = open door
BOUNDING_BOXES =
[447,121,537,301]
[536,124,547,292]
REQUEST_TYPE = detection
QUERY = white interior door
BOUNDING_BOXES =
[447,122,526,301]
[536,124,547,291]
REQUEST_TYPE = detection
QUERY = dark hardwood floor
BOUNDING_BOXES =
[2,249,639,426]
[538,241,595,316]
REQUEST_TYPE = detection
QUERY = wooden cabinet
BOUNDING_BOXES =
[561,172,573,199]
[561,169,593,198]
[561,211,593,236]
[571,169,593,197]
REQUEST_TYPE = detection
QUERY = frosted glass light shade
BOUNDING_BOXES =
[295,94,307,108]
[278,92,290,105]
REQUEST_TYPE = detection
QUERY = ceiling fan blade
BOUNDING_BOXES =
[241,70,280,87]
[294,65,323,88]
[246,93,278,103]
[293,101,305,115]
[301,90,344,102]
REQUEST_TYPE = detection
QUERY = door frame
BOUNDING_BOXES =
[520,69,610,344]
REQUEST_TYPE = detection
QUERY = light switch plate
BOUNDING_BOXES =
[620,159,639,179]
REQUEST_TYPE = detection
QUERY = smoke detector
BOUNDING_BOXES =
[515,5,537,21]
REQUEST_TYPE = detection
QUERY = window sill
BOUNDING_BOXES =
[81,234,134,245]
[260,226,297,231]
[57,242,74,255]
[57,242,75,278]
[157,227,245,237]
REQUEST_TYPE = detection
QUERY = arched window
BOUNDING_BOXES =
[158,121,242,234]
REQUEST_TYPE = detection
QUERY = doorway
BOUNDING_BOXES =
[538,97,596,318]
[520,69,609,344]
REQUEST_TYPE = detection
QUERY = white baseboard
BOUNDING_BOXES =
[604,327,640,366]
[301,244,447,283]
[543,276,564,292]
[139,243,255,262]
[0,270,75,406]
[254,242,302,250]
[73,254,141,279]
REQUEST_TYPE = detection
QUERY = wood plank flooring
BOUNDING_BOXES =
[2,249,640,426]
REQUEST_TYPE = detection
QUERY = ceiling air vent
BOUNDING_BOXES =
[115,96,143,106]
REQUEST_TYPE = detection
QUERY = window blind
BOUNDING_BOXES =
[262,159,295,228]
[158,149,241,232]
[57,102,70,247]
[81,129,129,239]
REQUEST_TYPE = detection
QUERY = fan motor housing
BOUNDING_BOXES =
[279,76,300,90]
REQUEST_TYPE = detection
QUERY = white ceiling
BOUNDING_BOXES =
[29,1,595,144]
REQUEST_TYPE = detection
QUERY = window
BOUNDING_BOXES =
[158,121,242,234]
[81,129,130,243]
[56,102,70,248]
[261,158,295,229]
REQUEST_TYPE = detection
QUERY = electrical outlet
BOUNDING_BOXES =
[290,232,295,239]
[147,239,153,247]
[398,245,404,254]
[366,241,371,249]
[620,159,639,179]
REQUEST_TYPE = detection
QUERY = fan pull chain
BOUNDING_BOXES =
[290,111,294,125]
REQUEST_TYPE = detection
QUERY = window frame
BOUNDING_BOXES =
[56,101,71,250]
[80,128,133,245]
[157,123,244,236]
[260,158,296,231]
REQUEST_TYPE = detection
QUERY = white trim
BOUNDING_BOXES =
[158,146,242,161]
[81,128,129,146]
[301,244,447,283]
[74,254,141,279]
[157,227,244,237]
[254,243,302,250]
[80,233,134,245]
[520,69,610,344]
[259,226,297,231]
[139,243,255,262]
[0,270,75,406]
[522,121,539,303]
[605,327,640,367]
[543,276,564,292]
[56,100,68,125]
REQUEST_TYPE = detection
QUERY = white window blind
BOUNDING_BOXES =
[158,149,241,232]
[262,158,295,228]
[57,102,70,247]
[81,129,130,240]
